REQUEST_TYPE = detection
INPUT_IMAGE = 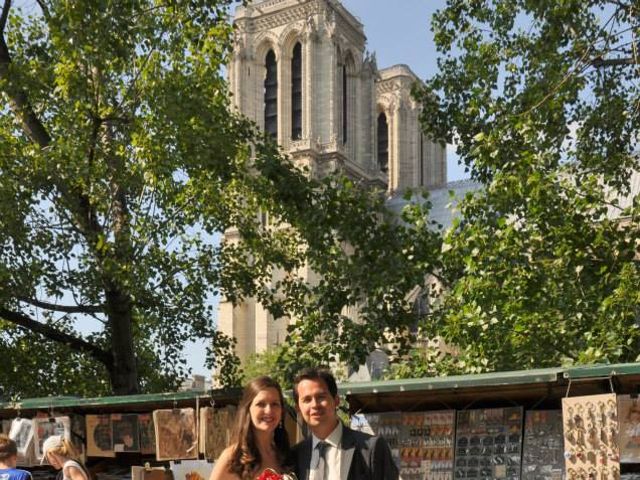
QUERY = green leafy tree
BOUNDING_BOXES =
[410,0,640,375]
[0,0,445,396]
[0,0,272,395]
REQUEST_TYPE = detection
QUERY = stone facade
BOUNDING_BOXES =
[218,0,447,365]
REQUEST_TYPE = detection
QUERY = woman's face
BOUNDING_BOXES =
[46,451,64,469]
[249,387,282,434]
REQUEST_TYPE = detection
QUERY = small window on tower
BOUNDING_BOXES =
[377,112,389,173]
[264,50,278,139]
[291,42,302,140]
[342,64,348,144]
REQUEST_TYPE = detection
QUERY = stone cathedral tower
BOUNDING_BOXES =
[218,0,447,364]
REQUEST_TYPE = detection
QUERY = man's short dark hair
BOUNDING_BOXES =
[292,367,338,402]
[0,434,17,460]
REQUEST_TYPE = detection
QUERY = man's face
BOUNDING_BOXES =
[295,378,339,436]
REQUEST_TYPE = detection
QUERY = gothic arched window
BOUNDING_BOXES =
[264,49,278,138]
[377,112,389,172]
[342,64,348,144]
[291,42,302,140]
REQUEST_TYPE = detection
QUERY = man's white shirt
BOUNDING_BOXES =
[309,422,353,480]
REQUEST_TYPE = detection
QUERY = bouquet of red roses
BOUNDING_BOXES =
[256,468,297,480]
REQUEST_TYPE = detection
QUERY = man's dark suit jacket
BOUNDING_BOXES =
[291,425,399,480]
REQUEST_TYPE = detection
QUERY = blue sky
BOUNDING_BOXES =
[342,0,467,182]
[184,0,466,378]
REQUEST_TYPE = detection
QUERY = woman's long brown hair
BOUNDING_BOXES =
[228,376,290,479]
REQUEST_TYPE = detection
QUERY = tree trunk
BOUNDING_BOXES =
[105,286,139,394]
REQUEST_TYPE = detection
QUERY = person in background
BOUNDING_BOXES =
[209,376,292,480]
[42,435,90,480]
[292,367,398,480]
[0,434,32,480]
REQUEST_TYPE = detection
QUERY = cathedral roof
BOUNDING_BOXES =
[386,179,482,231]
[386,168,640,231]
[377,64,421,82]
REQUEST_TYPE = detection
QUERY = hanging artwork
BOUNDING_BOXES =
[33,416,70,463]
[132,466,174,480]
[138,414,156,455]
[522,410,564,480]
[170,460,214,480]
[1,420,11,435]
[70,414,86,462]
[199,406,235,461]
[112,414,140,452]
[153,408,198,461]
[86,414,115,457]
[455,407,524,480]
[400,410,455,480]
[562,393,620,480]
[9,418,35,466]
[617,395,640,464]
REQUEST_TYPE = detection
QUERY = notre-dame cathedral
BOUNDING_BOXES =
[218,0,447,365]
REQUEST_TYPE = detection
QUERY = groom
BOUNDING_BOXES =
[291,367,398,480]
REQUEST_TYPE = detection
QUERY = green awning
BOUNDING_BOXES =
[0,388,241,414]
[339,367,563,395]
[563,362,640,379]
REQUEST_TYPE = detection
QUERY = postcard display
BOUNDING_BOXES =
[350,410,455,479]
[400,411,455,480]
[562,393,620,480]
[455,407,524,480]
[522,410,565,480]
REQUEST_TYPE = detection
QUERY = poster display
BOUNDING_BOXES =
[70,414,86,462]
[153,408,198,461]
[617,395,640,464]
[455,407,524,480]
[9,418,35,466]
[562,393,620,480]
[112,414,140,452]
[400,410,455,480]
[33,416,70,463]
[86,414,115,457]
[522,410,564,480]
[138,413,156,455]
[199,405,236,461]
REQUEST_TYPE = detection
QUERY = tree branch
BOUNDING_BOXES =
[0,307,113,367]
[0,0,10,35]
[34,0,50,21]
[17,296,104,314]
[0,36,52,147]
[592,56,639,67]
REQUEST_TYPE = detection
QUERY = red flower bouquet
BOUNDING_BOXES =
[256,469,297,480]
